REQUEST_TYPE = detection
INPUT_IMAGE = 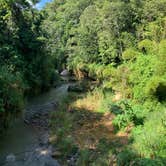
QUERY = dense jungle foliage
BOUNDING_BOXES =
[0,0,54,129]
[0,0,166,165]
[42,0,166,164]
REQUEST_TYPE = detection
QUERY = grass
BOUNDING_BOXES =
[72,88,104,112]
[49,86,129,165]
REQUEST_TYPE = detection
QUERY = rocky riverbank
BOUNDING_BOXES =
[2,101,60,166]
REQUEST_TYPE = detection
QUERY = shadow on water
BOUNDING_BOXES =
[0,119,38,160]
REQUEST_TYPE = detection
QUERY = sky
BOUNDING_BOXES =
[36,0,52,9]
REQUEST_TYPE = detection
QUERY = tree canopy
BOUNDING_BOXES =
[0,0,166,164]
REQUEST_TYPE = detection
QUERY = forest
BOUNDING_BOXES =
[0,0,166,165]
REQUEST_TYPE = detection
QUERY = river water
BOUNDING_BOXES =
[0,82,72,165]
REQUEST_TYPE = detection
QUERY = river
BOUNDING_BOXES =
[0,82,73,166]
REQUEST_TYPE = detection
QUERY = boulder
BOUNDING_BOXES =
[6,154,16,162]
[60,69,69,76]
[67,85,84,92]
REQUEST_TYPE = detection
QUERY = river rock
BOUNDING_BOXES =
[60,69,69,76]
[68,85,84,92]
[38,133,49,146]
[2,87,63,166]
[49,135,57,143]
[3,146,60,166]
[4,156,60,166]
[6,154,16,162]
[52,151,62,158]
[24,147,60,166]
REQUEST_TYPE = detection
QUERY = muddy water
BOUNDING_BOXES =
[0,82,73,165]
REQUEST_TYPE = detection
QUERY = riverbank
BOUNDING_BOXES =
[49,85,129,165]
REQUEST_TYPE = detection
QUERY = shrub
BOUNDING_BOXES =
[133,158,166,166]
[122,48,139,61]
[0,67,24,112]
[112,111,138,130]
[117,149,137,166]
[145,77,166,102]
[138,39,157,54]
[56,136,78,159]
[0,66,24,129]
[132,109,166,158]
[128,54,156,101]
[112,100,144,129]
[76,149,92,166]
[102,64,115,79]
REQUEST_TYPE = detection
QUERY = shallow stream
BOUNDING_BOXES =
[0,82,73,165]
